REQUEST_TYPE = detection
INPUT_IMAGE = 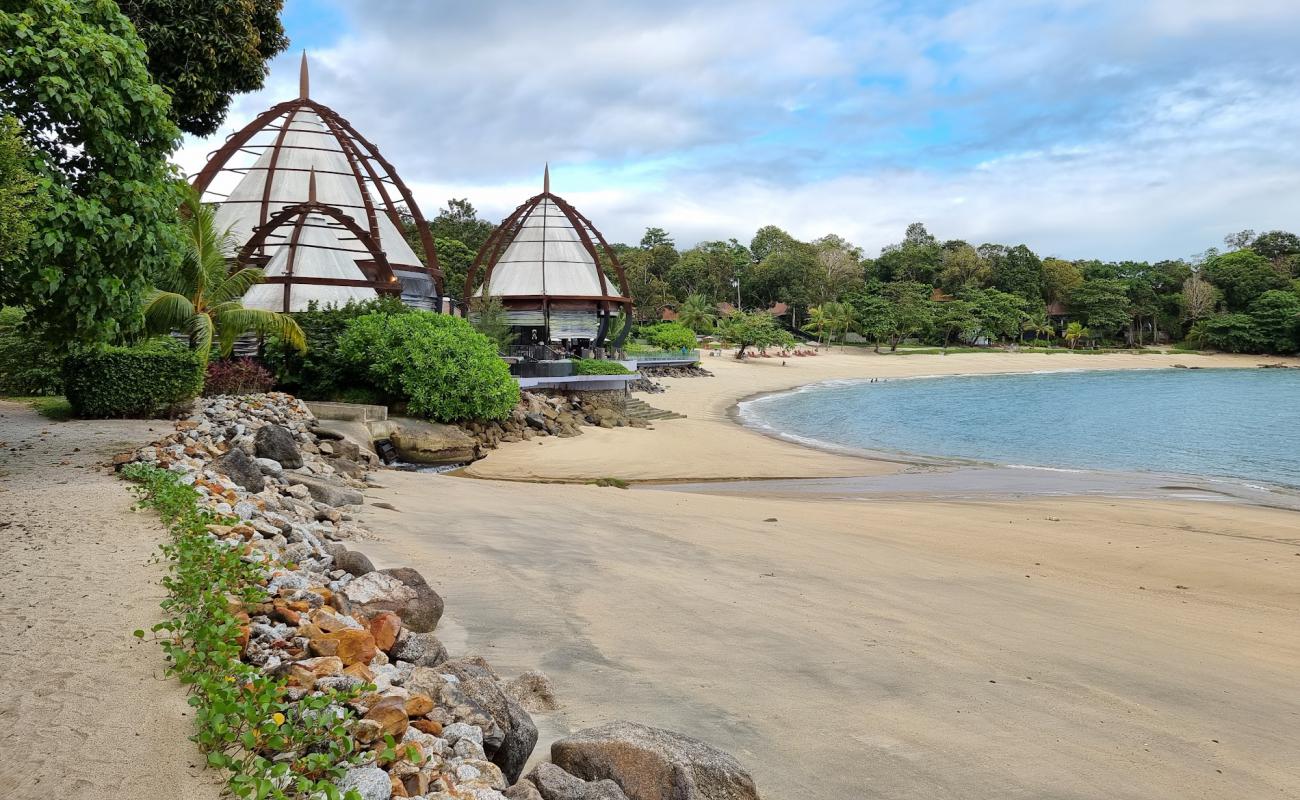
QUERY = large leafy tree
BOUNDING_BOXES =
[990,244,1045,302]
[937,243,990,295]
[1042,257,1083,305]
[1202,249,1283,311]
[965,288,1029,343]
[1247,290,1300,353]
[931,299,978,351]
[435,236,475,301]
[0,0,183,345]
[116,0,288,136]
[429,198,495,253]
[844,290,895,352]
[143,189,304,362]
[717,310,789,358]
[871,223,941,284]
[1067,279,1131,339]
[881,281,932,351]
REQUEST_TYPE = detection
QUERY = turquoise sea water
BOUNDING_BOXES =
[739,368,1300,489]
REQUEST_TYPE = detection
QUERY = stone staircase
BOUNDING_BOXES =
[624,397,687,421]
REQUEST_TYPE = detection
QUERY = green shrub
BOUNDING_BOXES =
[338,311,519,422]
[63,338,203,418]
[645,322,697,351]
[1187,313,1264,353]
[572,358,632,375]
[0,306,65,395]
[261,297,410,399]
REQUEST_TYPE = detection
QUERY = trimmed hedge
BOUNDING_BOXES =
[338,311,519,422]
[63,338,203,418]
[644,322,697,351]
[572,358,632,375]
[0,306,64,396]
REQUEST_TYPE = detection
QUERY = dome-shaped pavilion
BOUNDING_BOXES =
[466,167,632,349]
[190,54,441,312]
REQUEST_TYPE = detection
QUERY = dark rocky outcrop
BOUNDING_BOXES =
[438,656,538,785]
[552,721,759,800]
[213,447,264,492]
[285,474,363,507]
[335,548,375,577]
[254,423,303,468]
[529,762,629,800]
[377,566,443,632]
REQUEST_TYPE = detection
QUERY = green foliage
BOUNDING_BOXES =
[674,293,718,333]
[1202,250,1284,311]
[0,115,40,268]
[0,306,64,395]
[116,0,288,136]
[881,281,933,350]
[0,0,184,345]
[1247,290,1300,353]
[435,236,475,300]
[844,290,895,351]
[988,244,1045,302]
[338,312,519,422]
[261,296,409,400]
[802,301,854,346]
[1063,321,1091,349]
[62,338,203,418]
[931,299,978,349]
[1067,279,1131,338]
[644,321,697,351]
[144,187,305,363]
[571,358,632,375]
[468,286,515,352]
[964,288,1030,342]
[1187,314,1264,353]
[717,310,791,357]
[122,464,362,800]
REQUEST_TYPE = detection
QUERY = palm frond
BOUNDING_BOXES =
[215,307,306,357]
[209,267,266,304]
[142,290,196,336]
[179,186,240,307]
[188,312,215,360]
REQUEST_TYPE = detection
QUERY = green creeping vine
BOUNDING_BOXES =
[123,464,364,800]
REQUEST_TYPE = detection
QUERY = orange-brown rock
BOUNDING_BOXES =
[364,695,409,739]
[234,610,251,653]
[369,611,402,652]
[411,719,443,736]
[206,523,237,538]
[307,637,339,658]
[314,628,376,666]
[271,601,301,626]
[309,607,356,634]
[287,599,312,613]
[353,718,383,745]
[389,773,409,798]
[402,772,429,797]
[283,663,316,690]
[344,662,375,682]
[404,693,434,718]
[113,452,134,465]
[176,420,199,430]
[298,656,344,677]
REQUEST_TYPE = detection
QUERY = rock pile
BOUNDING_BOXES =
[122,392,760,800]
[459,392,644,455]
[639,365,713,379]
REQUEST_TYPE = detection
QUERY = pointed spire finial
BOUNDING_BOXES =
[543,162,550,193]
[308,167,317,203]
[299,50,310,99]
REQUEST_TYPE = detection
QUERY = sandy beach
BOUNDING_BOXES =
[358,348,1300,799]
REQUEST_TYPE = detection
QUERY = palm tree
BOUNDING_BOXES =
[823,301,856,349]
[1064,321,1090,350]
[1021,312,1053,346]
[144,189,305,363]
[675,293,717,333]
[802,305,831,346]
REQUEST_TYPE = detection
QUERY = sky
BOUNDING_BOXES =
[174,0,1300,262]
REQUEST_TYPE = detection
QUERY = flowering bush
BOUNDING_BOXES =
[204,358,275,397]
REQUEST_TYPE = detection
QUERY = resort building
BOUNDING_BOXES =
[189,54,442,312]
[465,167,633,353]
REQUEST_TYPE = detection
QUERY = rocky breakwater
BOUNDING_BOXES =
[121,392,761,800]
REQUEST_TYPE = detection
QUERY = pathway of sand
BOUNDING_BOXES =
[0,401,223,800]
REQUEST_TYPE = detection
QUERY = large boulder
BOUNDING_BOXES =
[551,722,759,800]
[406,666,503,749]
[529,762,629,800]
[254,424,303,468]
[285,474,363,507]
[336,549,375,577]
[387,417,477,464]
[378,566,443,632]
[389,630,448,666]
[336,571,416,618]
[438,656,538,785]
[213,447,264,492]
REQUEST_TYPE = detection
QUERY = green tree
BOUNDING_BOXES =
[429,198,495,252]
[639,227,674,250]
[1042,257,1083,305]
[990,244,1045,302]
[1067,279,1131,339]
[1247,290,1300,353]
[1188,314,1263,353]
[881,281,932,351]
[143,189,304,363]
[675,293,717,333]
[845,291,895,353]
[749,225,799,263]
[931,299,977,352]
[937,243,990,294]
[117,0,288,136]
[1202,250,1283,311]
[871,223,941,284]
[811,235,865,305]
[717,310,789,358]
[435,237,475,300]
[468,279,514,353]
[0,116,39,269]
[965,288,1029,344]
[0,0,183,345]
[1248,230,1300,278]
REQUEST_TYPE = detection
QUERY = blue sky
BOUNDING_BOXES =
[177,0,1300,261]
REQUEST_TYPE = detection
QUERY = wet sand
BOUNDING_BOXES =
[358,348,1300,798]
[357,472,1300,799]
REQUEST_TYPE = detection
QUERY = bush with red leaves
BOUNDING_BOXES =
[203,358,275,397]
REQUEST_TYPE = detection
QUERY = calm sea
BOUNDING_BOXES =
[739,368,1300,489]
